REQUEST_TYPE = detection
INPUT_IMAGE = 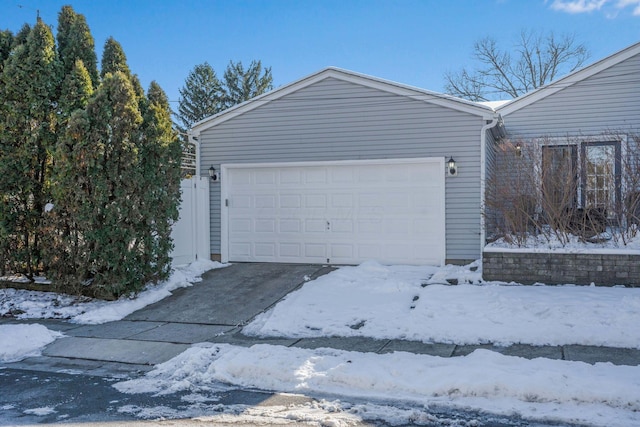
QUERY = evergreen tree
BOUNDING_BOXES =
[0,19,60,279]
[12,23,30,48]
[176,60,273,131]
[75,71,143,297]
[222,60,273,109]
[59,59,94,114]
[41,59,94,290]
[56,5,99,88]
[175,62,223,131]
[1,8,183,297]
[0,30,13,72]
[100,36,131,78]
[137,82,182,282]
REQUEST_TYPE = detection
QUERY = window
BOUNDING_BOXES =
[581,142,621,218]
[540,140,621,221]
[542,145,577,214]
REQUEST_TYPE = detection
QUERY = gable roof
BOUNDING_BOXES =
[497,41,640,116]
[191,67,496,135]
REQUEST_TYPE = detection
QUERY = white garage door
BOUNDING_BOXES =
[221,158,445,266]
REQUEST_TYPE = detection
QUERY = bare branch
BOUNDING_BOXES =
[444,30,590,101]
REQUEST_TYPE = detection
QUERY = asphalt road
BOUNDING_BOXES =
[0,367,588,427]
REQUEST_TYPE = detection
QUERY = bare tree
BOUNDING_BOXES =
[445,31,590,101]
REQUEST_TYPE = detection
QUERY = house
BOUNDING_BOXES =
[191,67,503,266]
[191,42,640,284]
[484,41,640,285]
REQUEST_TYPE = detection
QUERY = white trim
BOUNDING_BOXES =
[221,157,444,170]
[192,67,495,134]
[498,42,640,116]
[220,157,446,265]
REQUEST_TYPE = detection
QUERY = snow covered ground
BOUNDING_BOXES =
[0,259,226,324]
[113,261,640,426]
[245,261,640,349]
[2,260,640,426]
[0,324,62,362]
[0,260,225,363]
[115,342,640,426]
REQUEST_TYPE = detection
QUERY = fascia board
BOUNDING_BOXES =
[325,67,495,118]
[498,41,640,116]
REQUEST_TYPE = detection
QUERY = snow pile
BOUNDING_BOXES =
[244,261,640,348]
[0,324,63,362]
[115,343,640,426]
[0,260,227,324]
[486,228,640,253]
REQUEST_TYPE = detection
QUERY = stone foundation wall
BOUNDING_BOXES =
[483,250,640,286]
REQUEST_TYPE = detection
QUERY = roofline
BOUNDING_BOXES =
[191,66,495,134]
[497,41,640,116]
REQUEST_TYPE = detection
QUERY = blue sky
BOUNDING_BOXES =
[2,0,639,105]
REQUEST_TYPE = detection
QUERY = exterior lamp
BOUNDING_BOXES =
[515,142,522,157]
[447,157,457,176]
[209,166,219,182]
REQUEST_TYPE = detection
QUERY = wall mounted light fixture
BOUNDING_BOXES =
[515,142,522,157]
[447,157,457,176]
[209,166,219,182]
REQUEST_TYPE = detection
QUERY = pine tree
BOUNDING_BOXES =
[0,19,60,279]
[175,62,223,131]
[0,30,13,73]
[59,59,94,114]
[56,5,99,88]
[137,82,182,282]
[41,59,94,290]
[76,71,143,297]
[100,37,131,78]
[12,23,30,48]
[222,60,273,109]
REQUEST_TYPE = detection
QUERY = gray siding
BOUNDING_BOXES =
[502,52,640,137]
[199,77,488,262]
[483,128,498,238]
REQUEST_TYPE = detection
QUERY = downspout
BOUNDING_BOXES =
[480,114,501,264]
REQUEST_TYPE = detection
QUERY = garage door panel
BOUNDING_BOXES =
[255,219,275,233]
[223,159,445,265]
[331,219,353,233]
[255,195,276,208]
[230,218,252,233]
[304,243,327,258]
[279,243,302,257]
[279,219,301,233]
[305,168,328,184]
[305,194,327,208]
[253,243,275,257]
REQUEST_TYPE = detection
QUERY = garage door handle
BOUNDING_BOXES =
[326,220,330,231]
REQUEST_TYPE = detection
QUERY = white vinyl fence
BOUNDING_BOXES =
[170,177,210,266]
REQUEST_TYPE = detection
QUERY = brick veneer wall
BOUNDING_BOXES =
[483,250,640,286]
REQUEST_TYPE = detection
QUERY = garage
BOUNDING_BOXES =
[220,158,445,266]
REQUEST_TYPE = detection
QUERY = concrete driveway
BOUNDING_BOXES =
[126,262,333,325]
[7,263,333,376]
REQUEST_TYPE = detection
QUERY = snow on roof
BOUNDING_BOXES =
[479,100,511,110]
